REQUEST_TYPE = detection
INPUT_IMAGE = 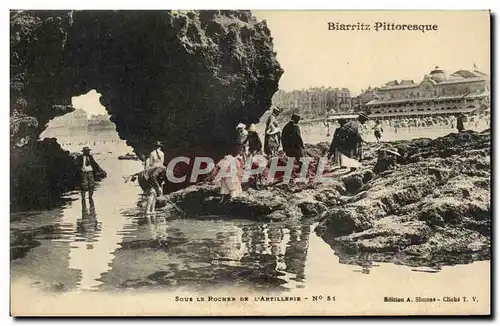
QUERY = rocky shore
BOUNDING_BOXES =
[164,130,491,267]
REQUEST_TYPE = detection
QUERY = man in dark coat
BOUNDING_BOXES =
[327,118,348,166]
[76,146,106,201]
[456,113,465,133]
[332,112,369,164]
[281,113,305,160]
[246,123,263,155]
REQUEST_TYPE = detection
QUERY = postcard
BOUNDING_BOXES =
[10,9,491,316]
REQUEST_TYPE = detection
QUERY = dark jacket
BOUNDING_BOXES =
[281,121,304,157]
[328,127,343,157]
[332,120,363,159]
[456,115,465,132]
[76,154,107,181]
[247,131,263,154]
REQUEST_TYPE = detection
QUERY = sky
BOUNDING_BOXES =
[253,10,490,95]
[72,90,108,115]
[73,10,490,115]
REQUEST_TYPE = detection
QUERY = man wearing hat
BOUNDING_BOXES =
[145,141,165,169]
[76,146,105,201]
[281,113,305,161]
[331,112,370,169]
[264,106,282,157]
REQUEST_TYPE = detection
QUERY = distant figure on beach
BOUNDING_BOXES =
[76,146,106,202]
[330,112,369,170]
[373,120,383,143]
[281,113,305,162]
[456,114,465,133]
[324,118,331,137]
[264,106,281,157]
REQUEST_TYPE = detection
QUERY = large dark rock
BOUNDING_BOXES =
[10,138,80,212]
[10,10,283,210]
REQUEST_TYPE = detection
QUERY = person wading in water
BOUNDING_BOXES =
[137,165,167,215]
[76,146,106,204]
[264,106,282,157]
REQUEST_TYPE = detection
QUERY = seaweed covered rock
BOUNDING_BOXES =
[10,10,283,210]
[164,184,303,220]
[316,130,491,267]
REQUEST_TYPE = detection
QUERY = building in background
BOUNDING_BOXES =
[272,87,353,120]
[351,86,380,112]
[49,108,88,128]
[363,66,490,119]
[88,113,115,130]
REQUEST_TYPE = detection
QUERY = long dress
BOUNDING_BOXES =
[264,115,280,156]
[217,155,244,198]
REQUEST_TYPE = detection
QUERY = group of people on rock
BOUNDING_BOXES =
[78,103,489,216]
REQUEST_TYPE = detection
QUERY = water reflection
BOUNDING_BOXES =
[10,133,490,293]
[76,198,101,249]
[97,218,311,293]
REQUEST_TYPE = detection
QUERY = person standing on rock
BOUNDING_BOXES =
[328,118,348,167]
[246,123,263,155]
[246,123,264,189]
[76,146,106,203]
[281,113,305,163]
[215,145,244,203]
[332,112,370,170]
[456,113,465,133]
[264,106,282,157]
[236,123,249,160]
[373,120,384,143]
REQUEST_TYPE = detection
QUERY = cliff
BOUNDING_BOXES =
[10,10,283,211]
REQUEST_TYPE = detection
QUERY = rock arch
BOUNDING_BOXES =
[10,10,283,210]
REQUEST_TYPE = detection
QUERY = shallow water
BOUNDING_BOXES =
[11,128,490,296]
